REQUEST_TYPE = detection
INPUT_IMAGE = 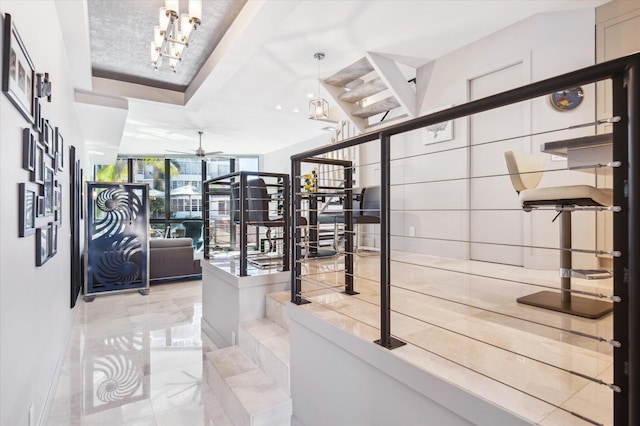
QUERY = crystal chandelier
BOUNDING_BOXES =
[309,52,329,120]
[150,0,202,72]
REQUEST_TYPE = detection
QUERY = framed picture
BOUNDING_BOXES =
[31,142,45,184]
[53,180,62,227]
[54,180,62,210]
[41,119,54,158]
[49,223,58,256]
[33,98,42,132]
[36,195,44,217]
[19,182,37,237]
[2,14,35,124]
[44,165,54,216]
[36,225,50,266]
[22,127,36,172]
[423,105,454,145]
[55,127,64,172]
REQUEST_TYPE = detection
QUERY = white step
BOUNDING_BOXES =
[239,318,290,395]
[324,57,374,87]
[266,292,290,331]
[205,346,292,426]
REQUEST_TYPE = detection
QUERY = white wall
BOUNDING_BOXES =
[376,8,600,269]
[0,2,87,425]
[288,304,532,426]
[262,132,331,174]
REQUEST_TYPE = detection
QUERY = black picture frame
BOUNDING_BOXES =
[36,195,44,217]
[44,165,54,216]
[54,180,62,227]
[41,119,54,158]
[2,14,35,124]
[33,98,42,132]
[19,182,37,237]
[54,180,62,211]
[31,142,45,184]
[22,127,36,172]
[55,127,64,172]
[50,223,58,256]
[36,225,50,266]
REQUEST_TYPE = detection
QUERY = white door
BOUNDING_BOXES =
[469,61,528,266]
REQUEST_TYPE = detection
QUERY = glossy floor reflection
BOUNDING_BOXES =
[299,252,614,426]
[47,280,232,426]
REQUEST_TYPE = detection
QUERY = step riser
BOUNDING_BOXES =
[205,347,292,426]
[239,326,290,395]
[204,360,251,426]
[266,296,289,331]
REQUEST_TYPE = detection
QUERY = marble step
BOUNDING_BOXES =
[205,346,292,426]
[266,291,290,331]
[239,318,291,395]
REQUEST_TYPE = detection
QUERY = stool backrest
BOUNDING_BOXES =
[504,150,544,192]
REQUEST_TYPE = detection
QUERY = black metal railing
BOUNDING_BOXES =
[290,52,639,425]
[203,171,289,277]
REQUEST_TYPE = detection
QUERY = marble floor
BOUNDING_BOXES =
[47,280,233,426]
[46,252,616,425]
[298,251,615,426]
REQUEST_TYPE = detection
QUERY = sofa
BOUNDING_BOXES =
[148,237,202,282]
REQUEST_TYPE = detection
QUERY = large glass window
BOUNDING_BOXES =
[94,159,128,182]
[92,155,259,239]
[170,158,203,220]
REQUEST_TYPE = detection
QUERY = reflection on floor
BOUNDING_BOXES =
[47,253,614,425]
[47,280,232,426]
[298,251,613,426]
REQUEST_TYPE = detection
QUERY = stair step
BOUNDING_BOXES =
[352,96,401,118]
[266,291,290,331]
[239,318,290,395]
[324,57,374,87]
[339,77,388,103]
[205,346,291,426]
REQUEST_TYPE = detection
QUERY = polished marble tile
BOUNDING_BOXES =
[46,280,232,426]
[298,252,614,425]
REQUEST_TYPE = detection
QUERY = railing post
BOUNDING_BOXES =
[625,56,640,426]
[239,172,248,277]
[291,159,308,304]
[375,133,405,349]
[203,181,210,259]
[344,163,357,295]
[283,175,290,273]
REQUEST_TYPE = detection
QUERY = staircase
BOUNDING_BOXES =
[320,53,417,133]
[204,291,293,425]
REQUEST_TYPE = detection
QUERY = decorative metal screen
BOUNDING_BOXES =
[85,183,149,297]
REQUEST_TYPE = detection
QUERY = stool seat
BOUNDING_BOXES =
[520,185,612,208]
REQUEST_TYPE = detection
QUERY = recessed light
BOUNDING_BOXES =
[320,126,336,132]
[292,108,300,113]
[275,105,283,110]
[307,93,314,99]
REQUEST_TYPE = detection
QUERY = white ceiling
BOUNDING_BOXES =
[75,0,610,164]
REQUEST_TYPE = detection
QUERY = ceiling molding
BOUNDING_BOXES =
[91,76,185,106]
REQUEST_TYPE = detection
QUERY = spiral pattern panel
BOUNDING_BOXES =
[94,187,142,239]
[94,236,142,286]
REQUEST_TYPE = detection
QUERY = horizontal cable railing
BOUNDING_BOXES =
[290,53,640,425]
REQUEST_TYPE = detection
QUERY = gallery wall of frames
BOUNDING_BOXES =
[3,13,65,267]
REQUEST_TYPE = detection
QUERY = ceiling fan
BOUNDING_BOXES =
[166,131,223,158]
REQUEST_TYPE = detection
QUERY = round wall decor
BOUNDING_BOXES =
[550,87,584,111]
